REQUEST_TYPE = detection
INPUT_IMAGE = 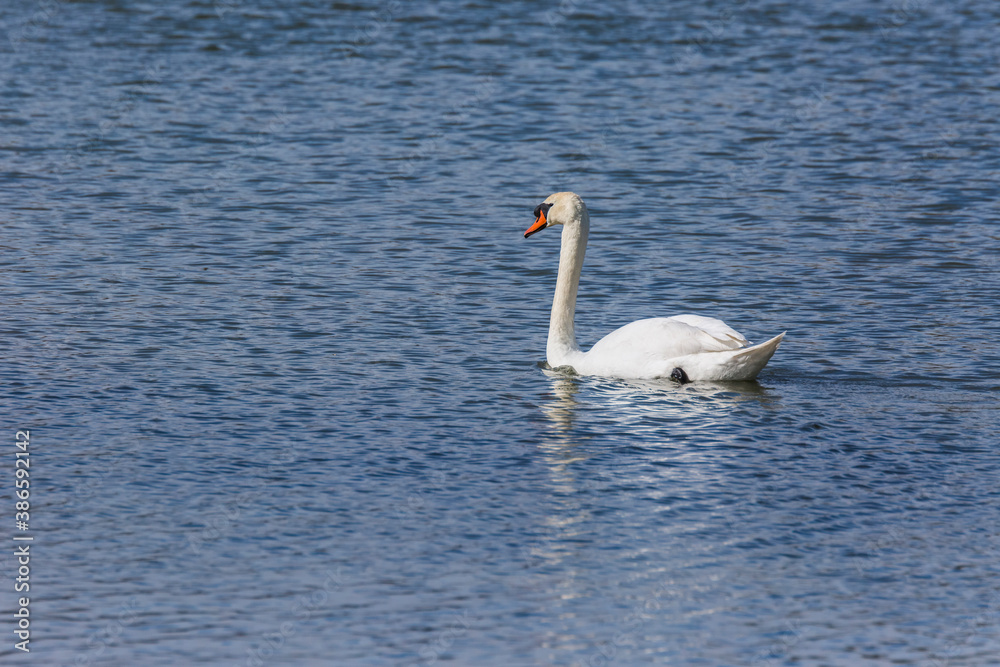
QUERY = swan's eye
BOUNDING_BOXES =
[533,202,553,218]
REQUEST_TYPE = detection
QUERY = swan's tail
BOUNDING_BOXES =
[730,332,785,381]
[672,332,785,382]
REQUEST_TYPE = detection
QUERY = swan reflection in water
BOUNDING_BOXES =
[536,369,781,511]
[527,367,779,569]
[538,366,775,444]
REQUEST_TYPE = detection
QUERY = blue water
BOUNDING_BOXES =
[2,1,1000,665]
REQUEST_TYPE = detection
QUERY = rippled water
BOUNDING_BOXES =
[2,1,999,665]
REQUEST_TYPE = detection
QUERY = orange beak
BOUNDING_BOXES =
[524,209,547,238]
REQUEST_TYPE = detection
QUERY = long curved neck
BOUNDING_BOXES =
[547,210,589,367]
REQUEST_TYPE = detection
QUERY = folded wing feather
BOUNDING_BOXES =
[665,314,749,349]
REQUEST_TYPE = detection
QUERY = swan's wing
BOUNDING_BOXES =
[577,315,776,381]
[665,314,749,348]
[582,317,748,378]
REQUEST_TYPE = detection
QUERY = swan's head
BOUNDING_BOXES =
[524,192,586,238]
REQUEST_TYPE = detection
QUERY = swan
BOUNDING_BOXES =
[524,192,784,382]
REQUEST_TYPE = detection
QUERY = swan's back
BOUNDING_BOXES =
[575,315,782,381]
[579,316,737,375]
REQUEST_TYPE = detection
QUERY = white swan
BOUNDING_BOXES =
[524,192,784,382]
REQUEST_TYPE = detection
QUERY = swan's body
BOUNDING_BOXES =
[524,192,784,382]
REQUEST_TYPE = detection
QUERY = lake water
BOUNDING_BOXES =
[2,1,999,665]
